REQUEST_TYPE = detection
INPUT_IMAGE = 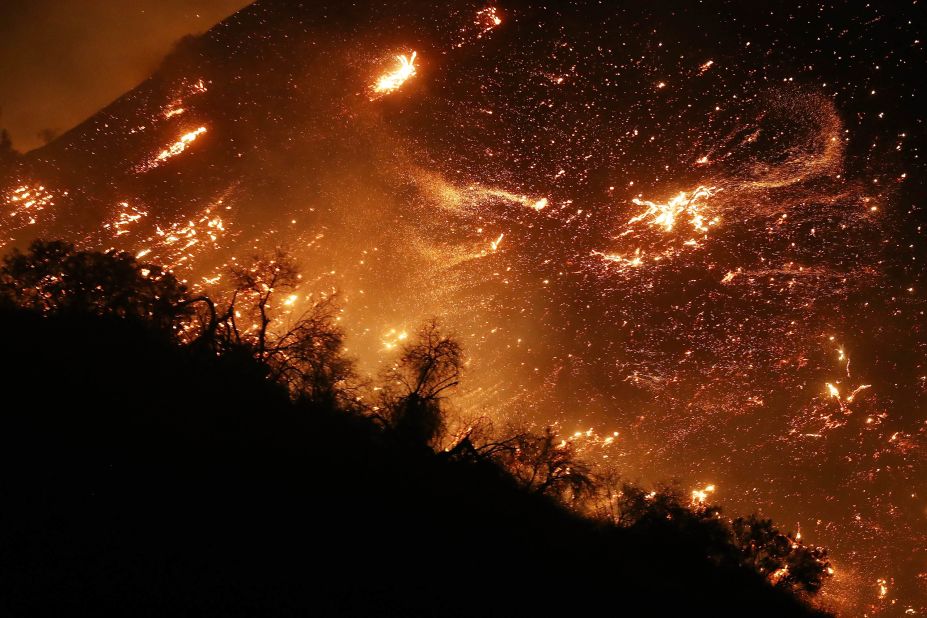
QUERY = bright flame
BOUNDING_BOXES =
[691,483,716,505]
[877,578,889,599]
[138,127,208,172]
[846,384,871,402]
[373,52,417,95]
[158,127,207,162]
[629,186,718,233]
[382,328,409,350]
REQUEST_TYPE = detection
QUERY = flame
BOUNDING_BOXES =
[373,52,417,95]
[137,127,208,172]
[877,578,889,599]
[629,186,718,233]
[382,328,409,351]
[158,127,207,162]
[691,483,716,506]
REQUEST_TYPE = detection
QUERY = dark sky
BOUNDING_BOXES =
[0,0,251,152]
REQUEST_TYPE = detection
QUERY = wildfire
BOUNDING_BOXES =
[691,484,716,506]
[629,186,718,233]
[5,184,57,220]
[592,249,644,269]
[373,52,417,95]
[877,578,889,599]
[475,7,502,34]
[382,328,409,351]
[138,127,208,172]
[3,183,64,230]
[104,202,148,237]
[158,127,207,162]
[455,7,503,48]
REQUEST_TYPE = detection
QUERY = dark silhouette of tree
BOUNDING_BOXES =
[494,427,595,503]
[211,249,358,406]
[265,294,358,407]
[732,515,832,594]
[616,482,734,558]
[0,239,189,331]
[382,319,462,446]
[443,420,596,505]
[227,248,300,360]
[37,128,60,145]
[615,485,832,595]
[0,128,19,167]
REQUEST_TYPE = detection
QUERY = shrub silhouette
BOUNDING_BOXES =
[732,515,832,594]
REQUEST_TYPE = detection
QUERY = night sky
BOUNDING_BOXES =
[0,0,250,151]
[1,1,925,615]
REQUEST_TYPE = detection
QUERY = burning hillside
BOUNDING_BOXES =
[1,1,925,614]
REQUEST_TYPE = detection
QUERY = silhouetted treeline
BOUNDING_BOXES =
[0,241,832,617]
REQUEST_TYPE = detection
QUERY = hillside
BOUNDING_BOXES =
[0,303,827,617]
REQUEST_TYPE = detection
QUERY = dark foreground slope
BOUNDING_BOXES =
[0,309,826,617]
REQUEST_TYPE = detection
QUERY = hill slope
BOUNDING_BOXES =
[0,308,827,617]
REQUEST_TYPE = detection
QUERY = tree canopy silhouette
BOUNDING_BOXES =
[381,319,463,446]
[0,239,189,330]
